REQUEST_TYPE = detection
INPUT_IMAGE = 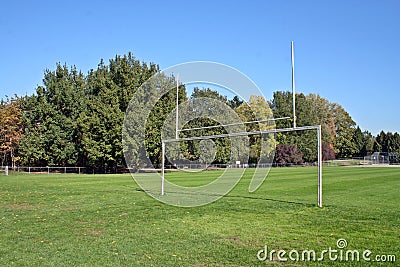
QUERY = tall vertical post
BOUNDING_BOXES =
[175,73,179,139]
[317,125,323,207]
[161,141,165,195]
[291,41,297,128]
[5,166,8,176]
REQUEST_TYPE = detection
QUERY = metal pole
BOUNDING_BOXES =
[291,41,297,128]
[164,125,322,143]
[178,117,291,132]
[161,141,165,195]
[317,125,323,207]
[175,73,179,139]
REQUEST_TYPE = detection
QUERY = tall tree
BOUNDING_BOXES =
[123,73,184,170]
[228,95,244,109]
[176,88,233,164]
[18,54,159,172]
[235,95,276,164]
[271,91,357,160]
[352,126,364,157]
[18,65,85,166]
[360,130,375,156]
[373,131,386,152]
[84,54,158,171]
[331,103,357,158]
[392,133,400,153]
[373,131,400,153]
[0,96,24,167]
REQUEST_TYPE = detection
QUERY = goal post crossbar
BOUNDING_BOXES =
[164,125,320,143]
[161,124,323,207]
[177,117,291,133]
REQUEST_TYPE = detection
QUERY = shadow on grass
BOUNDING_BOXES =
[132,188,317,208]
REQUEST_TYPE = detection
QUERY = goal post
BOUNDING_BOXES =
[161,124,323,207]
[159,41,322,207]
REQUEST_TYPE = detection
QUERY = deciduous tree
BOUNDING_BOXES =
[0,96,24,167]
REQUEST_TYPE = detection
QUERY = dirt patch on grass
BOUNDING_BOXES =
[3,203,37,210]
[89,230,104,235]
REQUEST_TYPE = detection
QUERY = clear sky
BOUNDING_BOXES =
[1,0,399,135]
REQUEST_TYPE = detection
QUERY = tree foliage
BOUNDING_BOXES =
[17,54,158,172]
[177,88,242,165]
[322,143,335,161]
[374,131,400,153]
[271,91,358,161]
[0,96,24,167]
[2,53,397,171]
[274,144,303,166]
[235,95,276,164]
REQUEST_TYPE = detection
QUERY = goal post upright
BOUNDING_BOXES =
[175,73,179,139]
[161,141,165,195]
[291,41,297,128]
[317,125,322,208]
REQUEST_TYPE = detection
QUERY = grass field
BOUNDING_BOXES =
[0,167,399,266]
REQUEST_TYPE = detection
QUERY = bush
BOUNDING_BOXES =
[274,144,304,166]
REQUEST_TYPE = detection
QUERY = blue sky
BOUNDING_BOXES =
[1,0,399,134]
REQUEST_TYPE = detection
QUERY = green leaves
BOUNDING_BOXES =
[18,54,158,171]
[271,91,359,161]
[8,53,398,171]
[0,96,24,167]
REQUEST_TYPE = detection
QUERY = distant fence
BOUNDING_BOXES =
[323,159,365,166]
[0,166,136,174]
[149,162,316,171]
[324,157,400,166]
[362,152,400,165]
[1,166,86,175]
[163,163,275,169]
[6,158,397,175]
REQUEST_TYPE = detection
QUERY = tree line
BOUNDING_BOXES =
[1,53,399,170]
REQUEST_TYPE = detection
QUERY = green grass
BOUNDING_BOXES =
[0,167,399,266]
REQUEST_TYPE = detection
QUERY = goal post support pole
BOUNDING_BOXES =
[175,74,179,140]
[161,141,165,195]
[291,41,297,128]
[317,125,322,207]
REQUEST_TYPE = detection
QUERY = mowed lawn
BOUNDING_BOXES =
[0,167,399,266]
